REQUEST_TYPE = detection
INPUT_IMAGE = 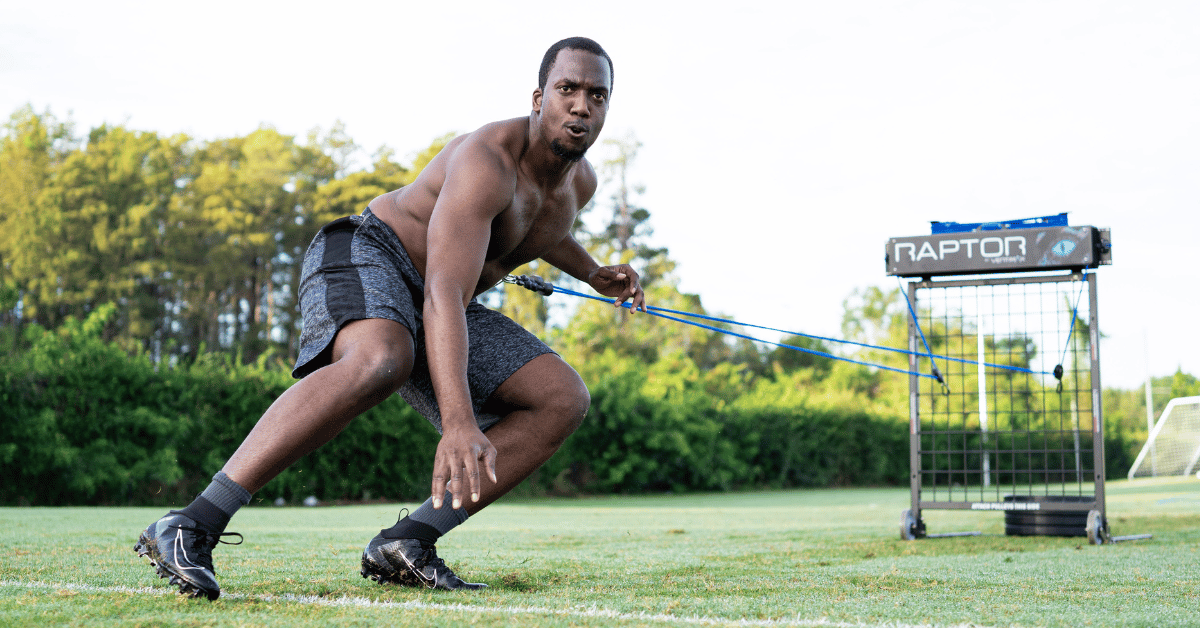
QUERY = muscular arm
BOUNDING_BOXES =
[539,234,600,283]
[539,159,645,310]
[542,235,647,312]
[423,139,514,508]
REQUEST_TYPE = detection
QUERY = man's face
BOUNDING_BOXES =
[533,49,612,162]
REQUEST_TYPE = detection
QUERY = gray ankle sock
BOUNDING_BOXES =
[201,471,253,517]
[408,492,469,536]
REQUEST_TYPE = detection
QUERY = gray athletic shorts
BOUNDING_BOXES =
[292,209,555,433]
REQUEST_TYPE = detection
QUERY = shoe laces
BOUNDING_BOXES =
[383,508,449,574]
[168,524,243,572]
[413,539,448,572]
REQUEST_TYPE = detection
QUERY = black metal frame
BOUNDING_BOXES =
[901,270,1109,542]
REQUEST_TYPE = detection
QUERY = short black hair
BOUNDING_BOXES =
[538,37,614,93]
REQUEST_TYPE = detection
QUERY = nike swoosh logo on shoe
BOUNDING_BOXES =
[398,552,436,586]
[173,529,204,573]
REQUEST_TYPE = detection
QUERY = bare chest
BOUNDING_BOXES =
[485,189,577,269]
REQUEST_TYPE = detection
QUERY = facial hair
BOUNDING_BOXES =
[550,139,588,162]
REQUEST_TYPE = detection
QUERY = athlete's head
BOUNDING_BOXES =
[539,37,613,94]
[533,37,613,163]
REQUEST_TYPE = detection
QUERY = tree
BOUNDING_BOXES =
[307,120,359,179]
[585,132,666,276]
[164,127,322,362]
[771,335,834,375]
[0,106,77,347]
[1169,368,1200,398]
[2,117,187,355]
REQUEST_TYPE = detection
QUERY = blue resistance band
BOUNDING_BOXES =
[509,275,1043,376]
[1052,269,1088,389]
[505,275,1071,387]
[507,275,968,383]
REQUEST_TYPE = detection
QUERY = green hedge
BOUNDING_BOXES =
[1,308,1131,506]
[520,353,910,495]
[0,305,439,506]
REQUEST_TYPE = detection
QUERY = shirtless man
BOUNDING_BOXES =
[134,36,645,600]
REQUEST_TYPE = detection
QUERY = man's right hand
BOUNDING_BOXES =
[430,424,498,509]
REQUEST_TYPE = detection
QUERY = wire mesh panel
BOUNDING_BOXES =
[904,271,1105,535]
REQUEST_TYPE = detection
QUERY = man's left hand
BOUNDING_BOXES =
[587,265,646,313]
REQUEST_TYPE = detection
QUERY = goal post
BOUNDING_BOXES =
[1127,396,1200,479]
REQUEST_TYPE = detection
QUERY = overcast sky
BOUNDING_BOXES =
[3,0,1197,390]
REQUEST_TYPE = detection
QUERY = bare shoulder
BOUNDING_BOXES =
[428,118,535,218]
[445,117,529,175]
[572,158,599,205]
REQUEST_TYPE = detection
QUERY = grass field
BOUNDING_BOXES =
[2,477,1198,627]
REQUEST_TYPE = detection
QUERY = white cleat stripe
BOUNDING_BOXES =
[172,528,206,573]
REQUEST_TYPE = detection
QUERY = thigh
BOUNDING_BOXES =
[483,352,588,414]
[463,302,559,410]
[292,214,421,379]
[397,303,558,433]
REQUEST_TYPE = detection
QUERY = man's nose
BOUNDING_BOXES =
[568,93,589,116]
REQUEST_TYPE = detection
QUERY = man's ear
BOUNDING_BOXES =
[532,88,543,113]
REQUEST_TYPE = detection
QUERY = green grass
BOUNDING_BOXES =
[2,477,1199,627]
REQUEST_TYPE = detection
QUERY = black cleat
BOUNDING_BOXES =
[134,513,242,601]
[361,535,487,591]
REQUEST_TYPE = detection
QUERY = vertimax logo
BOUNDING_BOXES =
[1051,239,1077,257]
[892,236,1028,265]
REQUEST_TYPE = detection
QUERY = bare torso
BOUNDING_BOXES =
[367,117,594,297]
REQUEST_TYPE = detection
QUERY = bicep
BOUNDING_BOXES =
[424,147,513,305]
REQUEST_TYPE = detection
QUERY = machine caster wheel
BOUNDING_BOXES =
[900,509,922,540]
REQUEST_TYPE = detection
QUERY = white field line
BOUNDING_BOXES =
[2,579,1002,628]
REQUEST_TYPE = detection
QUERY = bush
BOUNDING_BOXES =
[528,352,909,495]
[0,306,440,506]
[0,308,1135,506]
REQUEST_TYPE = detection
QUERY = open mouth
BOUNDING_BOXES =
[564,122,588,138]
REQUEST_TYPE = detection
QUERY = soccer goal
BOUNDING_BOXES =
[1127,396,1200,479]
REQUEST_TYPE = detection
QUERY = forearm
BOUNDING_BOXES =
[540,235,601,283]
[422,291,476,431]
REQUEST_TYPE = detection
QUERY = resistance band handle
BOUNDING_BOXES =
[506,274,554,296]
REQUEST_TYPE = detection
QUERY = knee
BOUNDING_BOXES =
[542,375,590,442]
[330,320,414,400]
[343,346,412,400]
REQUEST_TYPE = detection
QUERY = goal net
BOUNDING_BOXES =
[1127,396,1200,479]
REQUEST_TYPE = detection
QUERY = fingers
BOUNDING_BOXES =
[592,266,624,281]
[484,446,498,484]
[464,453,481,507]
[608,265,644,313]
[431,434,498,510]
[433,456,468,509]
[431,468,447,509]
[631,285,647,313]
